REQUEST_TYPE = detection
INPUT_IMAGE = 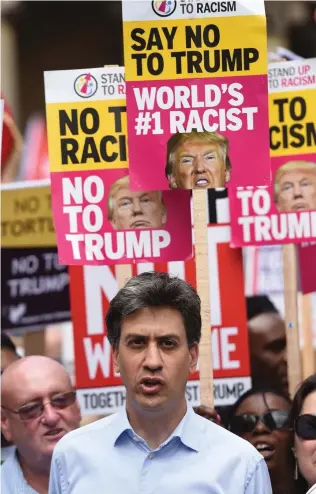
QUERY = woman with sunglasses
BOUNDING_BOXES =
[228,388,293,494]
[290,374,316,494]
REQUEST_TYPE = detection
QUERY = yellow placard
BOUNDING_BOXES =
[269,88,316,157]
[124,16,267,81]
[46,99,128,172]
[1,185,57,248]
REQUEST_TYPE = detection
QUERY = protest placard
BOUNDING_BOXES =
[230,58,316,247]
[70,222,251,415]
[44,67,192,265]
[122,0,270,191]
[1,180,71,331]
[298,241,316,295]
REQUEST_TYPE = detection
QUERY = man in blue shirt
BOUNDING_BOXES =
[49,272,272,494]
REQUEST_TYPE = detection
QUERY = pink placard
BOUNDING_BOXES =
[126,75,271,191]
[229,153,316,247]
[51,169,192,265]
[298,242,316,295]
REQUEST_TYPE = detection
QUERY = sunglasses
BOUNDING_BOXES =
[295,414,316,440]
[229,410,290,435]
[1,391,76,421]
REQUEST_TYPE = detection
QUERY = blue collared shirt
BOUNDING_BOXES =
[1,449,39,494]
[49,406,272,494]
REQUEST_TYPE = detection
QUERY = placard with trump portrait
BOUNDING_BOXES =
[122,0,271,191]
[50,169,192,265]
[45,66,192,265]
[229,59,316,247]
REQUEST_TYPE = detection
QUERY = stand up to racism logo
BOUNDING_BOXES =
[152,1,177,17]
[74,73,98,98]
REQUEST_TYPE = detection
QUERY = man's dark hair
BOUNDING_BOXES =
[1,332,17,354]
[246,295,279,321]
[106,272,201,348]
[289,374,316,494]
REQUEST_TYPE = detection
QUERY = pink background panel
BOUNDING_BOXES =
[229,153,316,247]
[126,75,271,191]
[298,243,316,294]
[50,169,192,265]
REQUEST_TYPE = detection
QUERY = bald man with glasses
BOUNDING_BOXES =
[1,356,81,494]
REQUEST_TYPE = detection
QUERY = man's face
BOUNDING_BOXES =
[277,169,316,212]
[110,187,166,230]
[1,364,81,463]
[169,140,229,189]
[113,307,198,414]
[248,313,288,394]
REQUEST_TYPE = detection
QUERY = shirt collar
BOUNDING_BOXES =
[109,404,201,452]
[178,405,201,452]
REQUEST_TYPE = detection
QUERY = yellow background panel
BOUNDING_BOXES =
[46,99,128,172]
[123,16,267,81]
[1,186,57,248]
[269,89,316,157]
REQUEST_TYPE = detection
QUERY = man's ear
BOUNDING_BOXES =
[167,174,178,189]
[189,343,199,375]
[225,169,231,184]
[1,408,13,443]
[113,347,120,374]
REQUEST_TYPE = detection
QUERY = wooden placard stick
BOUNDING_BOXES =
[192,189,213,407]
[301,292,314,379]
[282,244,302,397]
[116,264,133,290]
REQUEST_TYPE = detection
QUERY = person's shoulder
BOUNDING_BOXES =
[1,452,18,491]
[53,413,118,455]
[1,450,17,470]
[1,445,16,464]
[193,412,263,462]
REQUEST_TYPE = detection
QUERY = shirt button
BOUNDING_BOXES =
[133,436,139,442]
[148,453,154,460]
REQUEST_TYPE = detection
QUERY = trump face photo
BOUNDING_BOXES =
[108,176,167,230]
[274,160,316,212]
[165,131,232,190]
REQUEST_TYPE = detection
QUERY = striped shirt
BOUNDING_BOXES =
[1,450,39,494]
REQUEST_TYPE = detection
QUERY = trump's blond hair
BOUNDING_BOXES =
[165,130,231,178]
[107,176,165,220]
[274,160,316,202]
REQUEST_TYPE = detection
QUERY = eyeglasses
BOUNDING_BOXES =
[229,410,290,435]
[295,414,316,440]
[1,391,76,421]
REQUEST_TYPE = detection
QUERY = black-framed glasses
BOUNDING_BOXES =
[295,414,316,440]
[229,410,290,435]
[1,390,76,421]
